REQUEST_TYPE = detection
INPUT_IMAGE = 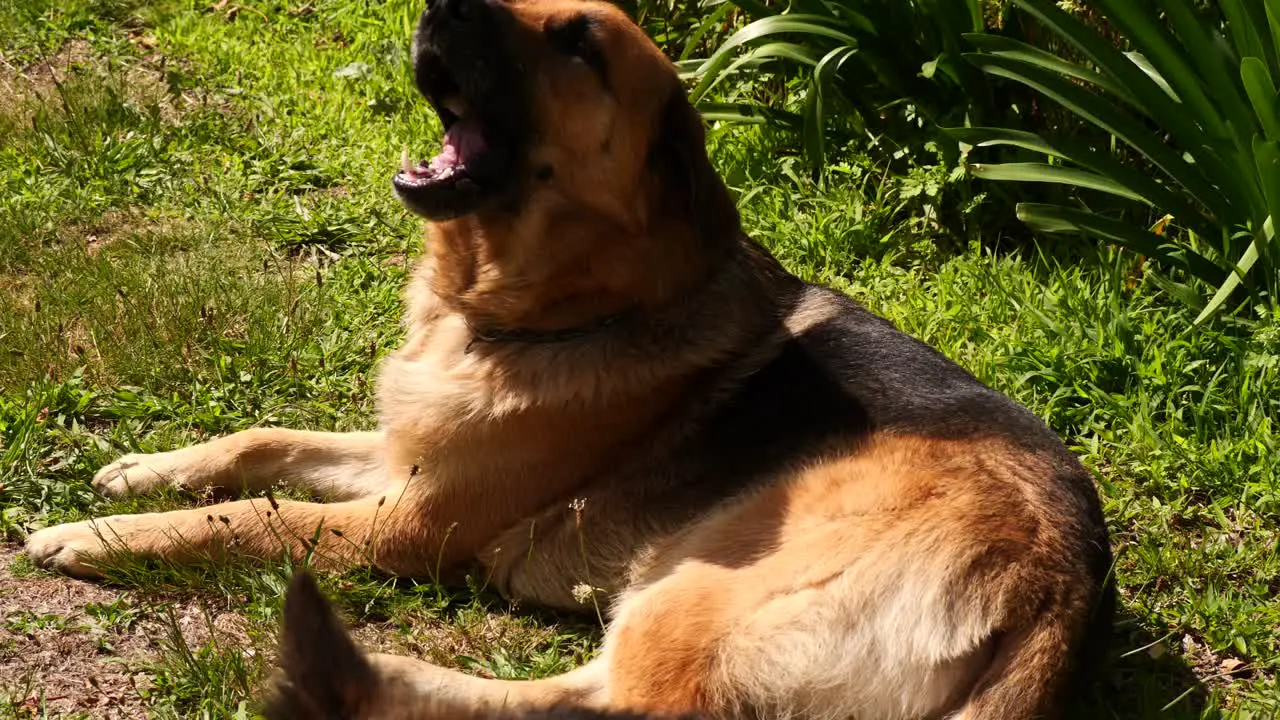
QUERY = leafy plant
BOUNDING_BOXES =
[681,0,1009,169]
[950,0,1280,323]
[622,0,737,58]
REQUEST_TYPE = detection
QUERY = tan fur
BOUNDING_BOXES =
[26,2,1108,718]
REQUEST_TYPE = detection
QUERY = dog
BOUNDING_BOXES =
[25,0,1114,717]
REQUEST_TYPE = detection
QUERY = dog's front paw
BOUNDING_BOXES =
[25,521,114,578]
[93,451,186,497]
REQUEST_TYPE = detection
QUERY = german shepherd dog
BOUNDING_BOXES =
[26,0,1114,717]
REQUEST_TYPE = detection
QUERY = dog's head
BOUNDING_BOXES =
[394,0,740,328]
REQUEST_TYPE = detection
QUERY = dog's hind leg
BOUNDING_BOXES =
[370,654,612,715]
[92,429,390,501]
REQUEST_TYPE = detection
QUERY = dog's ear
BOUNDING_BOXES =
[647,84,740,249]
[263,570,379,719]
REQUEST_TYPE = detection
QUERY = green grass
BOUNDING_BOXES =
[0,0,1278,717]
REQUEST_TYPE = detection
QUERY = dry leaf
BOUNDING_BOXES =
[1219,657,1244,674]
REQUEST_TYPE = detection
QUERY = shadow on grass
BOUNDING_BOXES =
[1071,611,1211,720]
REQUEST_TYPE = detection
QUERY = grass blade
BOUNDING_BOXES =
[1007,0,1260,232]
[679,2,735,61]
[1023,0,1260,224]
[802,76,824,171]
[1123,51,1179,103]
[1269,0,1280,70]
[803,46,858,171]
[1148,0,1260,144]
[1221,0,1271,66]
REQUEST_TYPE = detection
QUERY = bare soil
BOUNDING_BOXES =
[0,544,249,719]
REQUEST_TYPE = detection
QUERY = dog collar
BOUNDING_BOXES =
[463,311,632,354]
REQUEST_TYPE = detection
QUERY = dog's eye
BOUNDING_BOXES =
[546,15,606,78]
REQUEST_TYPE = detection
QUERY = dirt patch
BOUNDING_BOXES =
[0,538,592,717]
[0,276,36,314]
[0,544,153,718]
[0,544,253,719]
[0,37,195,127]
[54,207,171,257]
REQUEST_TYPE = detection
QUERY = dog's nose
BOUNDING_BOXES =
[442,0,470,22]
[426,0,490,27]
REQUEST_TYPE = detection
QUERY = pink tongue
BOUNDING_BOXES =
[427,121,487,172]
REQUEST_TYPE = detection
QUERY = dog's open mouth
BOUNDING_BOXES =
[393,39,529,221]
[396,98,487,191]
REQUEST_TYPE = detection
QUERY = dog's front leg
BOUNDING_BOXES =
[92,428,389,501]
[24,491,417,579]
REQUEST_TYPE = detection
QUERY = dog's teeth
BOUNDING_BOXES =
[401,147,413,176]
[443,97,467,118]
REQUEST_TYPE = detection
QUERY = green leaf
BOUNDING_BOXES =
[964,52,1235,223]
[1222,0,1270,66]
[1268,0,1280,70]
[689,15,861,102]
[803,46,857,171]
[1016,203,1225,285]
[1195,239,1259,325]
[1106,0,1267,219]
[727,0,776,19]
[1100,0,1245,139]
[802,76,824,171]
[1021,0,1257,218]
[788,0,842,20]
[1255,137,1280,256]
[1123,51,1179,103]
[1242,58,1280,141]
[970,162,1150,203]
[943,126,1219,241]
[674,58,706,79]
[695,101,804,130]
[692,42,824,96]
[1146,0,1265,203]
[964,33,1141,107]
[924,0,984,46]
[1015,0,1230,141]
[679,3,734,61]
